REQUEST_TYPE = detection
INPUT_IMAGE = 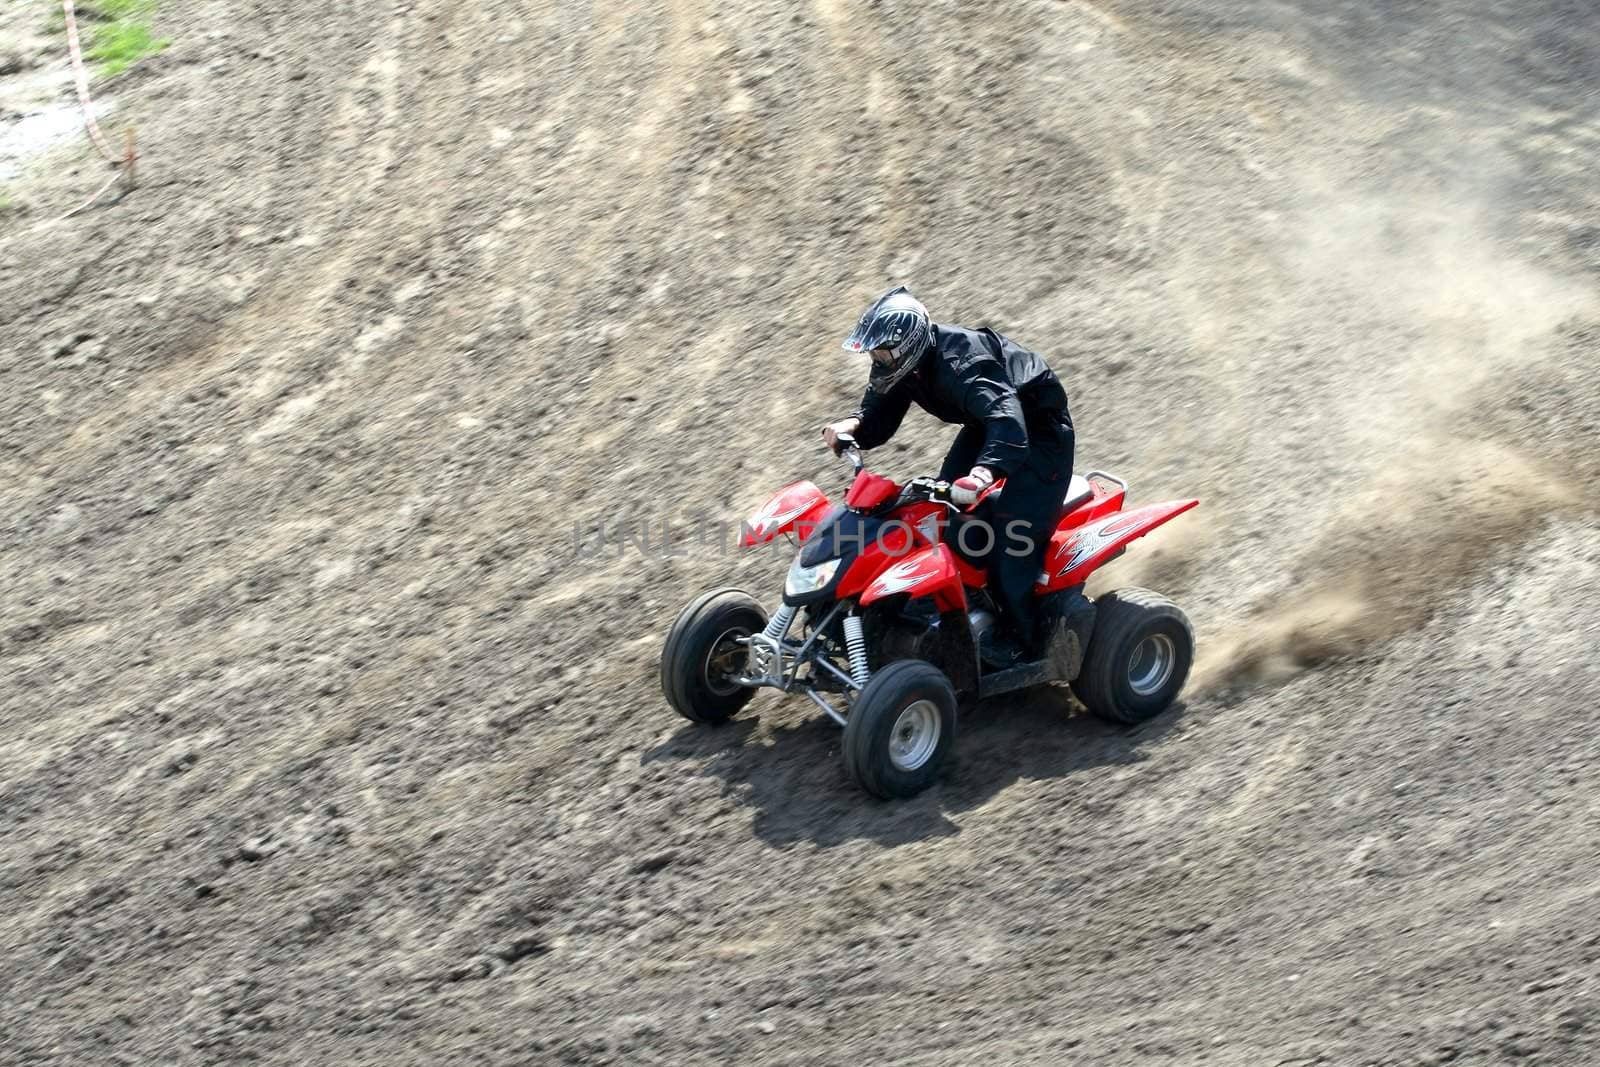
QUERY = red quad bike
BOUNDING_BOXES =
[660,434,1200,799]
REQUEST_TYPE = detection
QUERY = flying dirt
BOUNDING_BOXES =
[1,0,1598,1064]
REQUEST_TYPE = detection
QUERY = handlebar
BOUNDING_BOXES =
[828,435,1001,511]
[832,432,865,474]
[901,475,996,513]
[896,475,953,507]
[898,474,1006,511]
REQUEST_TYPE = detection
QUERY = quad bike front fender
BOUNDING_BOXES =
[1037,499,1199,592]
[739,480,832,547]
[859,543,968,613]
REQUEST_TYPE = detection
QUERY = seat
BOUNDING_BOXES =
[1062,474,1094,512]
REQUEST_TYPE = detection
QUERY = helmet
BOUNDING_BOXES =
[842,286,932,394]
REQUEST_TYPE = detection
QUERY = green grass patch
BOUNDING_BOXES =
[87,18,170,75]
[46,0,171,76]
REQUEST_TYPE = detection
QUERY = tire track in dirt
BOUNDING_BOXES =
[3,1,1600,1064]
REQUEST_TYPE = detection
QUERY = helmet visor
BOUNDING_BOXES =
[841,307,882,354]
[842,306,922,357]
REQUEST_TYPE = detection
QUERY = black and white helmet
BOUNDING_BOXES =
[842,286,932,394]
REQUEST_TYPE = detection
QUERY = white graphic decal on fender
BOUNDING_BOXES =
[1055,512,1148,577]
[870,555,942,597]
[750,497,815,536]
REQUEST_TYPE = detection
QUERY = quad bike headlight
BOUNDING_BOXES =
[784,554,842,598]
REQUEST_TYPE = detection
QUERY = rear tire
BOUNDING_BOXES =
[842,660,958,799]
[661,589,766,724]
[1072,588,1193,726]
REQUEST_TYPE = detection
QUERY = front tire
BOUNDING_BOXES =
[842,660,958,799]
[661,589,766,724]
[1072,588,1194,725]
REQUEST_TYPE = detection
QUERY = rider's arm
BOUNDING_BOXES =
[959,363,1028,476]
[850,384,912,450]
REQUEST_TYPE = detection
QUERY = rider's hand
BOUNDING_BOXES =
[951,466,996,505]
[822,418,862,455]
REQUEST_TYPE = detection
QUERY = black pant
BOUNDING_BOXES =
[940,419,1076,653]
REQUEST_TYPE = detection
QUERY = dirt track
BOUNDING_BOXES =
[2,1,1599,1064]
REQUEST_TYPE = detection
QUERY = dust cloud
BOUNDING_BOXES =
[1188,163,1595,691]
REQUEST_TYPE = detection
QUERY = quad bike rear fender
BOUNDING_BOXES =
[1035,499,1199,593]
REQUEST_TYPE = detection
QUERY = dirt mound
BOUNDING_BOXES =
[2,1,1598,1064]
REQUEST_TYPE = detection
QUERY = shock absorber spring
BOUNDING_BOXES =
[763,605,796,641]
[843,614,871,690]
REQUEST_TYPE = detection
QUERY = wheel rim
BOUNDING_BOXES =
[1128,632,1177,696]
[888,699,942,772]
[703,627,749,696]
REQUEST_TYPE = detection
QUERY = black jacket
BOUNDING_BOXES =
[851,324,1072,478]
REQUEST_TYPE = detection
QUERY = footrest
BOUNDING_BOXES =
[978,658,1063,700]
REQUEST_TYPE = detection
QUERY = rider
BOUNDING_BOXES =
[823,286,1076,665]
